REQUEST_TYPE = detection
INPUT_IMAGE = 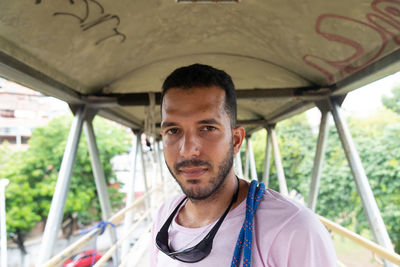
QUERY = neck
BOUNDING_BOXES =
[177,170,243,228]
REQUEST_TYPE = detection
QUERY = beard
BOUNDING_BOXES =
[166,141,234,200]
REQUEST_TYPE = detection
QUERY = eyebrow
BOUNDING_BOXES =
[160,118,222,129]
[160,121,178,129]
[197,118,222,126]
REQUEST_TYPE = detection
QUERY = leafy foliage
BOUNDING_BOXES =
[382,85,400,115]
[250,113,315,196]
[248,108,400,253]
[0,115,131,250]
[347,110,400,252]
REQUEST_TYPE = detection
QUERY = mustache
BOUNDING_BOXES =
[174,159,212,171]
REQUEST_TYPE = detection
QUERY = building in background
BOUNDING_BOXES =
[0,77,68,150]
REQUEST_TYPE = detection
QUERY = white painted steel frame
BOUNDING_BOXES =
[307,111,329,211]
[155,141,167,201]
[84,118,113,221]
[234,153,244,178]
[84,117,118,264]
[267,126,289,196]
[0,179,9,267]
[247,138,258,181]
[38,106,87,264]
[244,137,250,179]
[262,130,272,187]
[122,133,140,257]
[330,99,395,267]
[139,140,151,217]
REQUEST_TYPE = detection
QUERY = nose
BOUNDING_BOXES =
[179,131,200,158]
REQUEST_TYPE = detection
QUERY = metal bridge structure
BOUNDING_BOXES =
[1,0,400,266]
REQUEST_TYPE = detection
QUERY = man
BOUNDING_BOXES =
[150,64,337,266]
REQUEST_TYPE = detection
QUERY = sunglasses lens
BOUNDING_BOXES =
[156,234,170,253]
[173,249,209,263]
[156,231,212,263]
[155,179,238,264]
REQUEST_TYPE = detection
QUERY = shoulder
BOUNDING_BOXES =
[257,190,337,266]
[256,189,306,227]
[257,189,330,237]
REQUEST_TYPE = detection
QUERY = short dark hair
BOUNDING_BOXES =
[161,64,237,127]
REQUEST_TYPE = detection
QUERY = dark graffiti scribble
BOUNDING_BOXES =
[36,0,74,4]
[36,0,126,45]
[53,11,86,23]
[95,28,126,45]
[53,0,90,23]
[81,14,120,31]
[90,0,104,14]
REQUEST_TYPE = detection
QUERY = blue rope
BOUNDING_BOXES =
[231,180,265,267]
[78,220,118,267]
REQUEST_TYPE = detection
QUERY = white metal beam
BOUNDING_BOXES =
[38,106,86,264]
[330,99,395,267]
[262,130,272,187]
[122,133,140,257]
[139,140,151,217]
[268,126,288,196]
[247,138,258,181]
[83,117,117,264]
[234,153,244,178]
[307,111,329,211]
[244,137,250,179]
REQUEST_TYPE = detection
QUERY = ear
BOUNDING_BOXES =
[232,126,245,155]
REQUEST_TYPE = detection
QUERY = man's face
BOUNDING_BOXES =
[161,86,242,200]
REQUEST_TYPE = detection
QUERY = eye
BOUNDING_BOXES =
[165,128,180,135]
[202,126,217,132]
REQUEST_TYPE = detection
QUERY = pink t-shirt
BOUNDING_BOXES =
[150,189,337,267]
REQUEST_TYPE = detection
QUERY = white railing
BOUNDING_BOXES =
[43,180,400,267]
[318,215,400,266]
[42,180,174,267]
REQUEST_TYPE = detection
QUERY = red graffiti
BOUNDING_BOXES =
[303,0,400,83]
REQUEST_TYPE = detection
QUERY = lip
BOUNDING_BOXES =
[178,167,208,178]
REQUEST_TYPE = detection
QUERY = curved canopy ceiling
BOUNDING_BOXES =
[1,0,399,132]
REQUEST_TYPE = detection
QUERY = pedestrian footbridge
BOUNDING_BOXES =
[0,0,399,266]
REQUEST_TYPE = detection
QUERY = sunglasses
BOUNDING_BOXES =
[155,178,240,263]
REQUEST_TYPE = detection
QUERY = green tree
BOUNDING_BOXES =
[0,141,12,167]
[315,126,356,224]
[382,84,400,115]
[0,115,131,252]
[249,113,315,196]
[347,109,400,252]
[248,108,400,252]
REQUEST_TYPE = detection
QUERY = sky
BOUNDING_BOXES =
[306,71,400,126]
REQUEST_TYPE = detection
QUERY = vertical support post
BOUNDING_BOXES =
[16,133,21,148]
[122,132,140,257]
[268,125,288,196]
[84,118,113,221]
[0,179,9,267]
[155,140,166,201]
[139,139,151,215]
[83,116,118,264]
[158,141,169,198]
[38,106,86,264]
[247,138,258,181]
[262,129,272,187]
[244,137,250,179]
[150,140,158,191]
[234,153,244,178]
[330,99,395,265]
[307,111,329,211]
